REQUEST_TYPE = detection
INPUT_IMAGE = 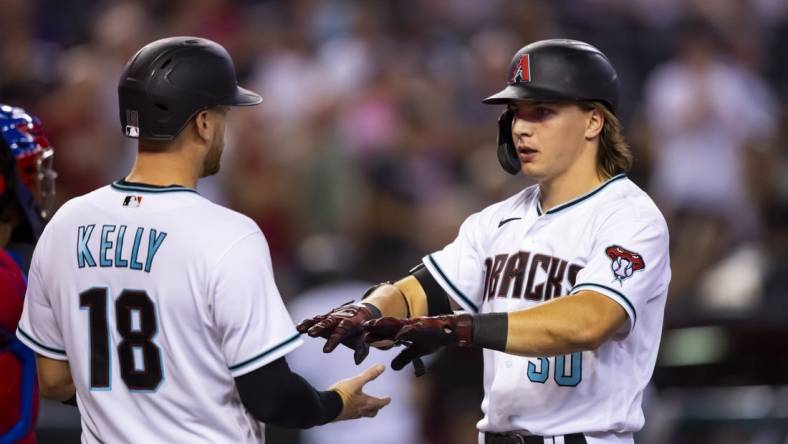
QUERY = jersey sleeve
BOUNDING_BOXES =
[422,212,486,313]
[17,242,69,360]
[569,210,670,335]
[210,231,303,377]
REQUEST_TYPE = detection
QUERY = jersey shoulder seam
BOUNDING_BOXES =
[204,230,265,322]
[595,185,665,229]
[208,229,264,272]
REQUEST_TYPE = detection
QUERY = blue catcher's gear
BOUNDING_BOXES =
[0,104,56,242]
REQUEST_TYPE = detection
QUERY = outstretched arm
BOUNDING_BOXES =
[296,265,454,365]
[503,290,628,356]
[235,357,390,428]
[365,290,628,371]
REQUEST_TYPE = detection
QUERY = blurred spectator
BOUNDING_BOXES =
[0,0,60,105]
[642,19,777,301]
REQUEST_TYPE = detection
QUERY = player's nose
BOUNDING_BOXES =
[511,116,534,141]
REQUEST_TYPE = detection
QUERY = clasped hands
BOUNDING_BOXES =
[296,303,473,376]
[296,303,472,377]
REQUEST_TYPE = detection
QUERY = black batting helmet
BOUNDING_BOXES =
[118,36,262,140]
[483,39,620,174]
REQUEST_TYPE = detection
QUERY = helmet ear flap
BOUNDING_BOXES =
[496,110,520,175]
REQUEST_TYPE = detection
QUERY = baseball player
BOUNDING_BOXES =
[15,37,389,444]
[0,103,55,444]
[298,39,670,444]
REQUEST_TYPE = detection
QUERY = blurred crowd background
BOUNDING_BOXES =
[4,0,788,443]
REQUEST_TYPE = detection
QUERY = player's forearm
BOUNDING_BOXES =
[39,380,76,401]
[502,291,627,357]
[362,284,408,317]
[235,357,342,428]
[36,355,77,401]
[364,275,429,318]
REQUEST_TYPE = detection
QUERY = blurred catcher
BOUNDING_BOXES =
[0,103,56,444]
[299,39,671,444]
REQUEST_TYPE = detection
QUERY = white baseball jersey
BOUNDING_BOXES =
[17,181,303,444]
[422,174,670,442]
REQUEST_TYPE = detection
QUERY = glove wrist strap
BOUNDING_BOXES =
[455,314,475,347]
[468,312,508,351]
[360,302,382,319]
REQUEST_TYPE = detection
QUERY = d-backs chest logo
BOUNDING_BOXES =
[482,251,583,303]
[510,54,531,84]
[605,245,645,285]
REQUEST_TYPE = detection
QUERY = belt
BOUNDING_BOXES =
[484,432,587,444]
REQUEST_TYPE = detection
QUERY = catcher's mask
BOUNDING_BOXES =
[0,104,57,242]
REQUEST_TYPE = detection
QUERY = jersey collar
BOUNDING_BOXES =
[536,173,626,216]
[110,179,199,194]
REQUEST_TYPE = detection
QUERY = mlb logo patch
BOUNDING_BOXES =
[123,195,143,208]
[125,109,140,138]
[125,125,140,137]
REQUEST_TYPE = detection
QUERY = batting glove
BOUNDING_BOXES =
[296,302,381,365]
[362,314,474,376]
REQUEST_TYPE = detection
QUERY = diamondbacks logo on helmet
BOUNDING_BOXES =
[510,54,531,84]
[605,245,645,284]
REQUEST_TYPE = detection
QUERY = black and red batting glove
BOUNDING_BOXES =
[363,314,474,377]
[296,302,381,365]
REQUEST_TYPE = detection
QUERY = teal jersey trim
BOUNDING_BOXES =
[228,333,301,371]
[572,282,637,324]
[110,181,199,195]
[17,327,67,356]
[427,255,479,313]
[536,174,626,216]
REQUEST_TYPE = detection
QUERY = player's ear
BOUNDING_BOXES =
[192,110,213,143]
[584,106,604,140]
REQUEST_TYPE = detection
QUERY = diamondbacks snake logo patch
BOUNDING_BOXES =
[605,245,645,285]
[510,54,531,83]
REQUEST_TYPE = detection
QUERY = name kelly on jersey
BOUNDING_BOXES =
[76,224,167,272]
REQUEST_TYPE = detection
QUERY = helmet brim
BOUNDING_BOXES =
[482,84,571,105]
[230,85,263,106]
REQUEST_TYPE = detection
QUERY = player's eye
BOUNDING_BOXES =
[511,105,555,122]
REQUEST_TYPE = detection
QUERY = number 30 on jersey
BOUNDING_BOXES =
[527,353,582,387]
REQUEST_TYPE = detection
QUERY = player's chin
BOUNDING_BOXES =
[519,162,542,179]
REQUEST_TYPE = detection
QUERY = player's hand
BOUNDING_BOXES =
[330,364,391,422]
[362,317,426,376]
[360,316,411,349]
[363,315,473,376]
[296,302,380,364]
